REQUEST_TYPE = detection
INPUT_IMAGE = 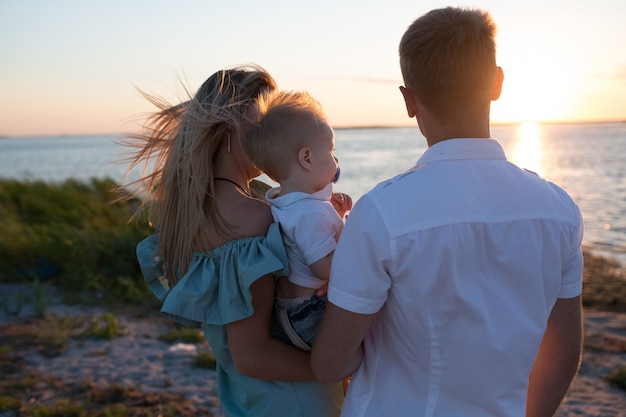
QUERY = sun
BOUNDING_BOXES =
[491,36,585,124]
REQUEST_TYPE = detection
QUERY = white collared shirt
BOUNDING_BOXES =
[267,183,343,289]
[329,138,583,417]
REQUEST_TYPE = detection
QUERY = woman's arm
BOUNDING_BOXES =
[226,274,317,381]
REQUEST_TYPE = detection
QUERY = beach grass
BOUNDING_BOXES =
[606,367,626,391]
[0,177,154,306]
[159,326,206,344]
[0,374,185,417]
[582,247,626,312]
[0,177,276,310]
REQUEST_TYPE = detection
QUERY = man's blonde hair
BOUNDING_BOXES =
[246,90,327,182]
[399,7,497,121]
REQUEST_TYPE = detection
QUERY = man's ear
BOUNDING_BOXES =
[491,66,504,101]
[298,147,313,171]
[399,86,418,118]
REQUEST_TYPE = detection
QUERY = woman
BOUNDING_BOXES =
[124,65,343,416]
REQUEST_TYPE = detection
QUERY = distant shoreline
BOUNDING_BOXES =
[334,119,626,130]
[2,119,625,138]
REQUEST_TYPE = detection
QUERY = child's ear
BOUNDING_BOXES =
[298,147,313,171]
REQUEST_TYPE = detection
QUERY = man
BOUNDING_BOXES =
[312,7,583,417]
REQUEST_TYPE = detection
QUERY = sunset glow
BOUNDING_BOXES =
[1,1,624,136]
[510,122,544,177]
[492,45,586,124]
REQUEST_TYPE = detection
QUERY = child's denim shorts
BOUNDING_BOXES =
[273,294,327,351]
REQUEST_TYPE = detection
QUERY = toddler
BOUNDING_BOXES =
[246,90,351,350]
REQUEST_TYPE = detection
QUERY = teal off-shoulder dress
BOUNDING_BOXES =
[137,223,343,417]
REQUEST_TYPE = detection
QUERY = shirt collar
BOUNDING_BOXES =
[265,183,333,208]
[415,138,507,167]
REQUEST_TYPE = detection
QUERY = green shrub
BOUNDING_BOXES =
[159,326,205,344]
[79,313,125,340]
[38,314,83,352]
[605,367,626,391]
[0,178,154,304]
[26,398,86,417]
[582,248,626,312]
[0,393,22,412]
[193,351,217,370]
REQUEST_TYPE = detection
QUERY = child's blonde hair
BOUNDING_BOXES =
[399,7,497,121]
[246,90,327,182]
[123,65,276,284]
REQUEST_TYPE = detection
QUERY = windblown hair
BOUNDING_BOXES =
[122,66,276,285]
[246,90,327,182]
[399,7,497,120]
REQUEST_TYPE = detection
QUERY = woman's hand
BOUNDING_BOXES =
[316,282,329,297]
[331,192,353,219]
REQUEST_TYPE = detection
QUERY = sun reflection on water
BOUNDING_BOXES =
[511,122,544,177]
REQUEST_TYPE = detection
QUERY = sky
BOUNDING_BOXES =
[1,0,625,136]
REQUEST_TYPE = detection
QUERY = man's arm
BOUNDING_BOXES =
[526,296,583,417]
[311,302,375,383]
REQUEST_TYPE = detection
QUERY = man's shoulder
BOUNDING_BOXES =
[518,169,580,211]
[368,166,409,189]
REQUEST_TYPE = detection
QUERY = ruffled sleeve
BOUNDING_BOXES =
[137,222,288,327]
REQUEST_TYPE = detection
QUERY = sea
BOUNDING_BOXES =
[1,122,625,265]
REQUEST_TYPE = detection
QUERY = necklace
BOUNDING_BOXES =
[214,177,250,197]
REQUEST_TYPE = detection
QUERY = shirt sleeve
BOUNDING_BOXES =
[292,204,342,265]
[558,204,584,298]
[328,194,391,314]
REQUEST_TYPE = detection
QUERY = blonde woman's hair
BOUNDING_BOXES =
[123,65,276,285]
[246,90,327,182]
[399,7,497,120]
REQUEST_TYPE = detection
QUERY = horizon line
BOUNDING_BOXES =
[2,118,625,138]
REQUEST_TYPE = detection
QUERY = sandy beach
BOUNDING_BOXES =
[1,282,625,416]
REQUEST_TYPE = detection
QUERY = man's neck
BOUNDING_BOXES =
[415,100,492,147]
[423,118,491,147]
